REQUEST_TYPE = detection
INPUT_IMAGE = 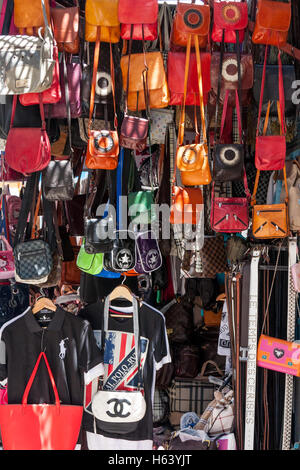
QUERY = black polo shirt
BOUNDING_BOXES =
[0,306,104,405]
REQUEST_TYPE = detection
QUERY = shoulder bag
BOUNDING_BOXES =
[76,241,104,276]
[85,0,120,43]
[0,235,15,279]
[0,0,55,95]
[118,0,158,41]
[104,230,137,273]
[170,0,210,49]
[13,0,51,35]
[90,295,147,434]
[134,229,162,274]
[211,0,248,43]
[252,0,291,47]
[51,0,80,54]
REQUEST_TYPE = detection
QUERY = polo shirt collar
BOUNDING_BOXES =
[24,306,65,333]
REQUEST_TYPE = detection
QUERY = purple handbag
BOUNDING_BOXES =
[134,230,162,274]
[45,60,82,119]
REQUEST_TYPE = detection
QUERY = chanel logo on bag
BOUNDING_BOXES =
[183,8,203,29]
[106,398,131,418]
[94,131,114,153]
[222,4,241,23]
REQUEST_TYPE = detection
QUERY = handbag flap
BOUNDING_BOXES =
[177,143,208,172]
[211,53,253,90]
[86,0,120,27]
[172,187,203,224]
[6,127,47,175]
[88,130,119,157]
[256,0,291,32]
[121,116,149,139]
[118,0,158,24]
[77,245,103,271]
[51,7,79,43]
[14,0,51,28]
[43,160,74,188]
[121,52,165,92]
[176,3,210,36]
[213,1,248,31]
[168,51,211,95]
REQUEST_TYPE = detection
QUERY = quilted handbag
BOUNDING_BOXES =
[50,1,80,54]
[171,0,210,48]
[255,47,286,171]
[5,95,51,175]
[251,168,289,239]
[118,0,158,41]
[134,230,162,274]
[0,235,15,279]
[0,351,83,450]
[0,280,29,327]
[85,0,120,43]
[42,158,75,201]
[211,1,248,43]
[19,45,61,106]
[252,0,291,47]
[0,0,55,95]
[104,230,137,273]
[13,0,50,35]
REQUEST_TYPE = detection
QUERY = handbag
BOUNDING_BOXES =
[85,0,120,43]
[149,108,174,145]
[255,46,286,171]
[0,351,83,450]
[170,0,210,48]
[90,295,146,434]
[76,242,104,275]
[0,280,29,327]
[42,158,75,201]
[0,235,15,279]
[176,34,211,187]
[170,186,203,225]
[211,1,248,43]
[197,388,234,437]
[61,238,81,285]
[5,95,51,176]
[0,0,55,95]
[19,44,61,106]
[118,0,158,41]
[128,190,156,225]
[50,1,80,54]
[134,230,162,274]
[85,30,119,170]
[104,230,137,273]
[252,0,291,47]
[257,334,300,377]
[120,115,149,152]
[0,154,24,183]
[251,168,289,239]
[182,235,227,278]
[13,0,50,35]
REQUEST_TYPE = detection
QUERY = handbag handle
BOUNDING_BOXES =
[219,89,243,145]
[251,165,289,207]
[88,26,101,134]
[22,351,60,410]
[199,360,223,378]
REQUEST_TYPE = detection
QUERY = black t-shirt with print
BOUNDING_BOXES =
[0,307,103,405]
[79,299,171,441]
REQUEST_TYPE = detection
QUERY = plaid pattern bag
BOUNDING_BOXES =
[152,389,170,425]
[195,388,234,436]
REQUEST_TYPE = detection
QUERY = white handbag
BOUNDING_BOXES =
[0,0,55,95]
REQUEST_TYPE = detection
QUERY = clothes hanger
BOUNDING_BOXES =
[32,295,57,314]
[108,276,134,318]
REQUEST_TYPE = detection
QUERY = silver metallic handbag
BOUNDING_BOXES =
[0,0,55,95]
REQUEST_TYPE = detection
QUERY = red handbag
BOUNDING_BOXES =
[118,0,158,40]
[210,171,251,233]
[0,351,83,450]
[168,50,211,106]
[211,1,248,44]
[19,45,61,106]
[255,46,286,171]
[5,95,51,176]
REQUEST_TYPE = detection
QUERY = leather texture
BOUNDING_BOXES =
[14,0,50,33]
[120,115,149,151]
[252,203,289,239]
[171,2,210,48]
[210,53,253,93]
[86,130,119,170]
[255,135,286,171]
[170,186,203,225]
[211,1,248,43]
[120,23,157,41]
[85,0,120,43]
[178,145,212,186]
[252,0,291,46]
[135,230,162,274]
[118,0,158,24]
[213,144,244,181]
[210,197,249,233]
[104,233,137,272]
[84,216,114,253]
[42,160,75,201]
[76,244,104,275]
[51,6,80,53]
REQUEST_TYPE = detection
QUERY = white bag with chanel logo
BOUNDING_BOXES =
[89,296,147,434]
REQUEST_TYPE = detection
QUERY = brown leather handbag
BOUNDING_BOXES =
[176,34,211,187]
[171,0,210,48]
[251,167,289,239]
[85,29,119,170]
[210,52,253,99]
[252,0,291,47]
[85,0,120,43]
[51,1,80,54]
[14,0,51,35]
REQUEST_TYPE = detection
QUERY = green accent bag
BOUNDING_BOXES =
[128,191,157,225]
[76,242,104,275]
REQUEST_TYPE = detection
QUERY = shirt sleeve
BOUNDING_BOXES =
[79,321,104,384]
[153,311,172,371]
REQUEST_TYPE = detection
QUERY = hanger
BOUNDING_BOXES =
[108,277,134,318]
[32,296,57,314]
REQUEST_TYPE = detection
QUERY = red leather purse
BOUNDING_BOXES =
[255,46,286,171]
[170,0,210,48]
[211,1,248,44]
[118,0,158,40]
[5,95,51,176]
[19,45,61,106]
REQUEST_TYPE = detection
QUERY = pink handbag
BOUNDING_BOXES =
[0,235,15,279]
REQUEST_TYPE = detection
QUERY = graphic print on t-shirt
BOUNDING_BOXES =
[101,331,148,392]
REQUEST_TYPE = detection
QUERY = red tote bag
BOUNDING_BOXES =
[0,351,83,450]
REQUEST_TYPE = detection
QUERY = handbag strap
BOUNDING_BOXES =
[31,188,42,239]
[251,165,289,206]
[22,351,60,409]
[88,26,101,134]
[62,50,73,158]
[219,89,243,145]
[13,172,40,247]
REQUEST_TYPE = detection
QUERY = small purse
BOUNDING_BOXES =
[85,0,120,43]
[118,0,158,41]
[170,186,203,225]
[211,1,248,43]
[50,1,80,54]
[257,334,300,376]
[120,115,149,152]
[104,230,137,273]
[76,242,104,276]
[42,158,75,201]
[13,0,50,35]
[170,0,210,48]
[252,0,291,47]
[134,230,162,274]
[0,235,15,279]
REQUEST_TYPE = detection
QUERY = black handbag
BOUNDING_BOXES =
[42,159,75,201]
[0,280,29,327]
[103,230,136,272]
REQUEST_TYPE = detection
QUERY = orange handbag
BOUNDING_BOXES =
[51,1,80,54]
[85,29,119,170]
[85,0,120,43]
[14,0,51,35]
[251,167,289,239]
[170,186,203,225]
[171,0,210,48]
[176,34,211,187]
[252,0,291,47]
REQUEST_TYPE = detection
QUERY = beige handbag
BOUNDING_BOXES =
[280,160,300,231]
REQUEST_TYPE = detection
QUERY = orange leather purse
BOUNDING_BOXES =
[85,29,119,170]
[14,0,51,35]
[252,0,291,47]
[171,0,210,48]
[170,186,203,225]
[176,34,211,187]
[251,167,289,239]
[85,0,120,43]
[51,1,80,54]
